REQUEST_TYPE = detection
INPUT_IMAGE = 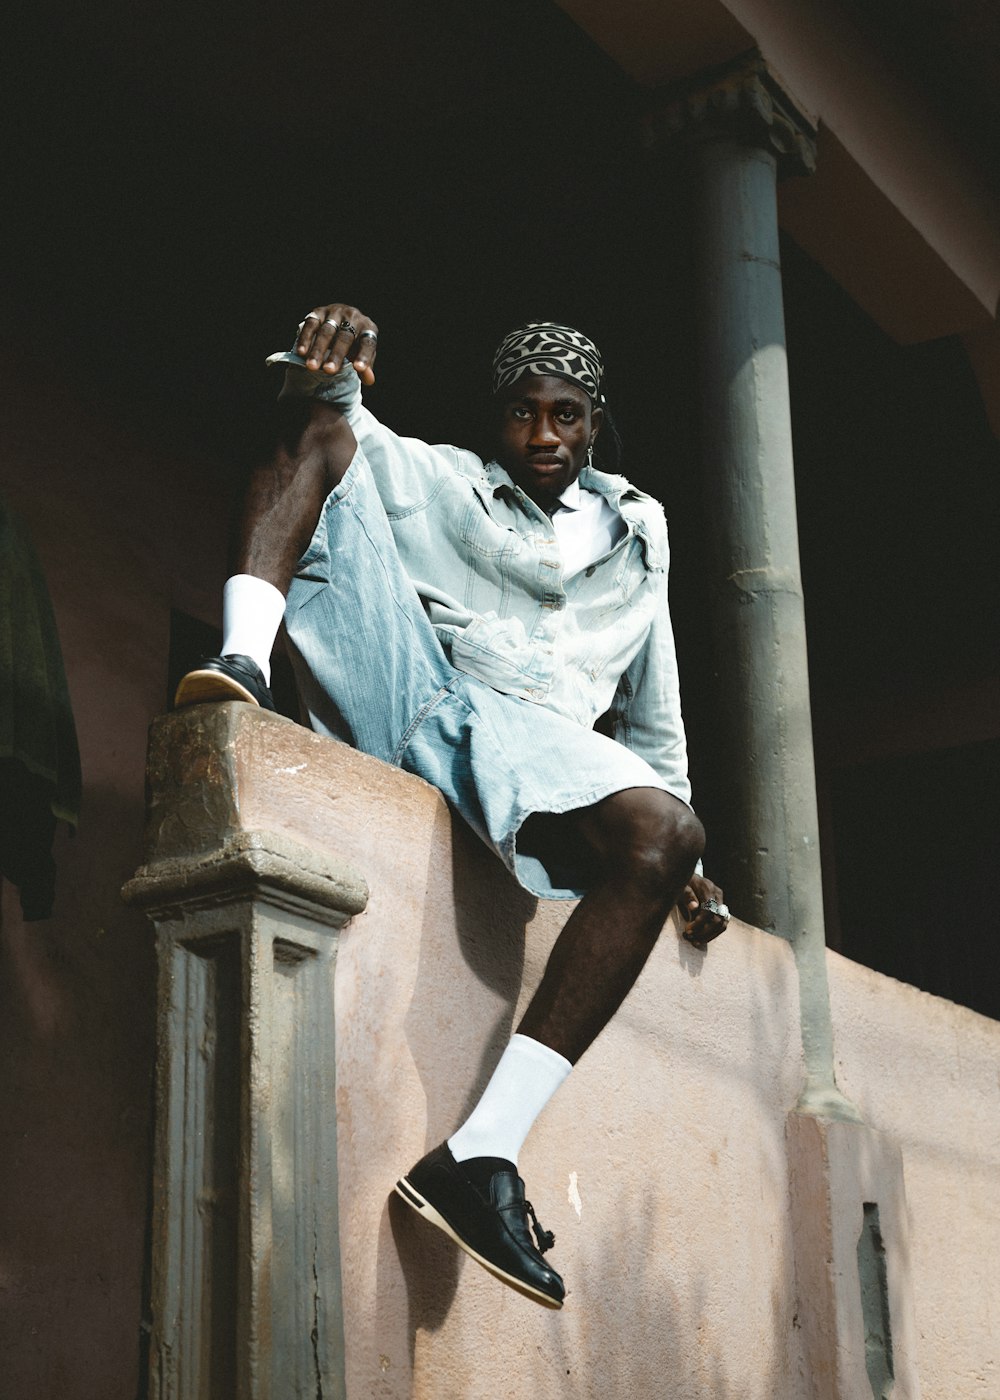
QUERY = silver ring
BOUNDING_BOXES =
[321,317,338,328]
[338,319,357,337]
[701,898,730,922]
[356,328,378,341]
[302,312,322,321]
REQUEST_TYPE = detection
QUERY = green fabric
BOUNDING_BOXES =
[0,495,81,826]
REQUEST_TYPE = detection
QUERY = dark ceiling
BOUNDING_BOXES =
[838,0,1000,193]
[4,0,996,456]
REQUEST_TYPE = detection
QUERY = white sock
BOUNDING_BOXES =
[447,1034,572,1168]
[221,574,287,684]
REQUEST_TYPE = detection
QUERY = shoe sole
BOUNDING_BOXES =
[174,669,261,709]
[393,1175,564,1309]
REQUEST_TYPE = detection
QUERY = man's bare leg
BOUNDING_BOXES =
[174,401,354,707]
[447,789,705,1163]
[398,791,709,1307]
[517,788,705,1063]
[235,399,356,590]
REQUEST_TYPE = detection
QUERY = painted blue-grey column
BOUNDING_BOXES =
[648,56,858,1119]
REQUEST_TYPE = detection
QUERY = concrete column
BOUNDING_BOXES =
[647,54,857,1118]
[123,708,368,1400]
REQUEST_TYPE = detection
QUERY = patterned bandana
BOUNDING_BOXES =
[491,321,605,406]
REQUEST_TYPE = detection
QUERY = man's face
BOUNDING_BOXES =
[494,375,602,506]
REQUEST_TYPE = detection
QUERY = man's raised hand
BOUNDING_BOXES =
[296,304,379,385]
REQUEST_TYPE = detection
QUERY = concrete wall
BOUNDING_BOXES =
[0,357,229,1397]
[145,705,999,1398]
[224,715,806,1396]
[830,959,1000,1399]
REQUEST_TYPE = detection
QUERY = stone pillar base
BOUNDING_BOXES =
[125,734,368,1400]
[786,1113,921,1398]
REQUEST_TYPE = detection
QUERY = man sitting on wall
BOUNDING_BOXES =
[175,304,731,1309]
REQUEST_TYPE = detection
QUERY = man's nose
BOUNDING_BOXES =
[529,414,559,444]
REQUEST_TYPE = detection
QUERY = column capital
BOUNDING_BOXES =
[644,50,817,177]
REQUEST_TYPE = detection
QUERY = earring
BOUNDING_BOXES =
[586,444,594,471]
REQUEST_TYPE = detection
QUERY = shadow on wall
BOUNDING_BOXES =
[0,779,156,1398]
[388,823,535,1352]
[527,924,804,1399]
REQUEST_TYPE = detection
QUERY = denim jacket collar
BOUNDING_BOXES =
[480,460,663,571]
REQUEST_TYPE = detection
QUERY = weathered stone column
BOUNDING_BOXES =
[123,706,368,1400]
[647,54,856,1118]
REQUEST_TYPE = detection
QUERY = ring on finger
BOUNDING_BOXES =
[701,898,731,922]
[356,328,378,342]
[338,319,357,337]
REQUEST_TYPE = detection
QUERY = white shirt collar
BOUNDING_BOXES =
[555,477,585,511]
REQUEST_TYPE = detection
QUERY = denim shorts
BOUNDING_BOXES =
[283,448,672,900]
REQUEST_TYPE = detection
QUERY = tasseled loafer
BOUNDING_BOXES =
[395,1142,564,1308]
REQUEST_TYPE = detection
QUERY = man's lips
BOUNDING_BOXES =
[526,455,564,469]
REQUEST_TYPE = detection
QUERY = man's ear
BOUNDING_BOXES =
[589,406,604,446]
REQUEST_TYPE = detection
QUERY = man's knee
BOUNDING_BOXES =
[591,789,705,900]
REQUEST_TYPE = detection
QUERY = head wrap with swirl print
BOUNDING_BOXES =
[491,321,605,407]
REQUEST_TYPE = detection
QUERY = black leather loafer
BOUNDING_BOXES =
[173,654,276,712]
[394,1142,565,1308]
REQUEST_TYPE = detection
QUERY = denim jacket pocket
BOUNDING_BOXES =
[448,614,540,695]
[458,488,524,560]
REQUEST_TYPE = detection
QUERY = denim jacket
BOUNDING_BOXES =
[269,353,692,804]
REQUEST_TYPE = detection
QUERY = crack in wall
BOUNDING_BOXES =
[311,1223,324,1400]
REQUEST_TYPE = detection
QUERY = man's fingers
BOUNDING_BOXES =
[350,322,379,385]
[296,309,325,360]
[297,305,349,370]
[682,903,730,947]
[680,885,700,920]
[310,316,350,373]
[294,305,377,381]
[303,316,336,370]
[297,306,343,361]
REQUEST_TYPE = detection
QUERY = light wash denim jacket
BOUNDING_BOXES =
[268,352,692,804]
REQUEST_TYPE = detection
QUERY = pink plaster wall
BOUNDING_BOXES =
[829,956,1000,1399]
[231,712,1000,1397]
[228,715,809,1397]
[0,357,229,1397]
